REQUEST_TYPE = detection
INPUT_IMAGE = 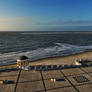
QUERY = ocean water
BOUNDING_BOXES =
[0,31,92,65]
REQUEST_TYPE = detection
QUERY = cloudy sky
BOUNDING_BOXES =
[0,0,92,31]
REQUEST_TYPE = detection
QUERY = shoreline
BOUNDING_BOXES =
[29,50,92,62]
[0,50,92,67]
[30,51,92,66]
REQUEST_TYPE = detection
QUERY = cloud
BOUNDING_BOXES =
[0,17,37,31]
[0,17,32,24]
[1,17,92,31]
[38,19,92,26]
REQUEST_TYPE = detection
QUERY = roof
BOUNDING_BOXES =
[17,56,28,60]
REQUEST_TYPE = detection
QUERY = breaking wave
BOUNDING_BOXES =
[0,43,92,65]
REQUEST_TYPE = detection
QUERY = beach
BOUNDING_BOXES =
[0,51,92,92]
[0,32,92,65]
[29,51,92,66]
[0,51,92,68]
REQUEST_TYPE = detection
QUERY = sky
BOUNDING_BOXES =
[0,0,92,31]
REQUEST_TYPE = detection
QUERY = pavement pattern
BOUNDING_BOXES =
[0,66,92,92]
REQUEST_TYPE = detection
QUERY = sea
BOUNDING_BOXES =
[0,31,92,65]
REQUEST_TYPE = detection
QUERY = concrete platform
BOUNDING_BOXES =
[42,70,63,79]
[44,78,71,90]
[82,66,92,73]
[76,84,92,92]
[0,84,15,92]
[61,68,84,76]
[67,74,92,85]
[0,66,92,92]
[0,72,18,92]
[0,70,19,77]
[16,81,44,92]
[19,70,41,82]
[47,87,77,92]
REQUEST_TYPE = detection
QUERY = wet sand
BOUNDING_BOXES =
[29,51,92,66]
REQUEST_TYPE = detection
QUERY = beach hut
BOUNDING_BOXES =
[17,55,29,69]
[74,59,82,66]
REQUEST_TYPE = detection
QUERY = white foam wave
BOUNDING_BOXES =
[0,43,92,65]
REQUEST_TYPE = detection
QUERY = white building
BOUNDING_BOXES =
[17,55,30,69]
[75,59,82,66]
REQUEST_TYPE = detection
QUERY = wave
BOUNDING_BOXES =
[0,43,92,65]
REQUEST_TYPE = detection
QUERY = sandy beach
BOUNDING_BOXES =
[0,51,92,92]
[0,51,92,68]
[29,51,92,66]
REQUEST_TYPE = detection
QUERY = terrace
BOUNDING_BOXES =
[0,65,92,92]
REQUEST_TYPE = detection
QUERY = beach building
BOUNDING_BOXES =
[75,59,82,66]
[17,55,29,69]
[75,58,91,66]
